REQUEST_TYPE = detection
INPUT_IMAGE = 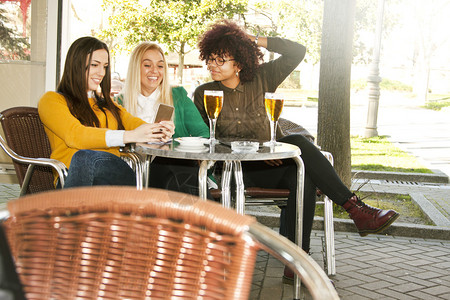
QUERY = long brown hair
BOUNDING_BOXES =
[57,36,124,129]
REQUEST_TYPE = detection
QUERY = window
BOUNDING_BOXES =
[0,0,31,61]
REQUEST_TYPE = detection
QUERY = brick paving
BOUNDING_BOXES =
[251,231,450,300]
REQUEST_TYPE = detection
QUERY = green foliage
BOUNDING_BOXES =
[0,7,30,60]
[98,0,402,70]
[352,0,402,64]
[351,135,432,173]
[351,78,367,90]
[246,0,323,65]
[423,96,450,111]
[351,78,412,92]
[99,0,247,57]
[278,71,301,89]
[380,79,413,92]
[246,0,402,66]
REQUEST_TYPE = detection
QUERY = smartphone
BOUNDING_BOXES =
[154,103,174,123]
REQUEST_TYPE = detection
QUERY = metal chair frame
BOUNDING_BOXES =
[246,118,336,276]
[210,150,336,276]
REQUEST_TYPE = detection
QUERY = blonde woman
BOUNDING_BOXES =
[119,42,212,195]
[118,42,209,138]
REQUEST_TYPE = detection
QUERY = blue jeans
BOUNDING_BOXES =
[63,150,136,188]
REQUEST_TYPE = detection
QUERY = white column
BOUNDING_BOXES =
[28,0,47,106]
[363,0,385,138]
[59,0,72,76]
[45,0,60,92]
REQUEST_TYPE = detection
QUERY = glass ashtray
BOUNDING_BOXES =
[231,141,259,153]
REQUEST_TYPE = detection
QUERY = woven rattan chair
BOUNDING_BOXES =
[0,107,67,196]
[2,187,339,300]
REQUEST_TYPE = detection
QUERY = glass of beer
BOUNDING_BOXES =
[264,92,284,146]
[204,90,224,144]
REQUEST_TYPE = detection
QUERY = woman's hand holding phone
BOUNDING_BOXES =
[158,120,175,138]
[124,122,173,144]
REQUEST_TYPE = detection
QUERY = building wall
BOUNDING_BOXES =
[0,0,49,183]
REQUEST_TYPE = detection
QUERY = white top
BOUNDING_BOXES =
[135,88,161,123]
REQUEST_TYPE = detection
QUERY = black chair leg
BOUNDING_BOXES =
[0,225,26,300]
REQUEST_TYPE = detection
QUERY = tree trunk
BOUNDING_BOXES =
[177,42,185,85]
[317,0,356,188]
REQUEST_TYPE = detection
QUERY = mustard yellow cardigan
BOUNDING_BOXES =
[38,91,146,170]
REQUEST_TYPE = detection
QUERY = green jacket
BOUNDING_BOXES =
[171,86,209,138]
[117,86,209,138]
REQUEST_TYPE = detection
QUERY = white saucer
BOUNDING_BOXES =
[175,136,209,147]
[174,145,209,153]
[175,137,208,148]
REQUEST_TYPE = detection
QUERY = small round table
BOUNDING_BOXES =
[135,142,303,210]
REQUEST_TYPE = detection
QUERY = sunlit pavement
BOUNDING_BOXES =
[282,92,450,178]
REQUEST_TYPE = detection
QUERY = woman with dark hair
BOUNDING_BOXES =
[38,36,174,188]
[193,20,399,282]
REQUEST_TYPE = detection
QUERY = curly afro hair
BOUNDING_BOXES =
[198,20,264,83]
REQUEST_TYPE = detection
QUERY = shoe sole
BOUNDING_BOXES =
[358,212,400,237]
[282,275,294,285]
[282,276,336,290]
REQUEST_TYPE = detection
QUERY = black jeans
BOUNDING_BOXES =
[0,225,26,299]
[149,157,215,200]
[242,134,353,251]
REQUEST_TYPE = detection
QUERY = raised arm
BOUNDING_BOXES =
[250,35,306,91]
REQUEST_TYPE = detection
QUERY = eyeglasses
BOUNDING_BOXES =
[206,57,235,66]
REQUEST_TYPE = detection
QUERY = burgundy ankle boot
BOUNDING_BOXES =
[343,194,399,237]
[283,250,310,284]
[283,265,295,284]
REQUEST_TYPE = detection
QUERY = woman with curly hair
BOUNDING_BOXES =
[193,20,399,282]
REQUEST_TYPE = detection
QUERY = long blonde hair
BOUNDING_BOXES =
[122,42,173,115]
